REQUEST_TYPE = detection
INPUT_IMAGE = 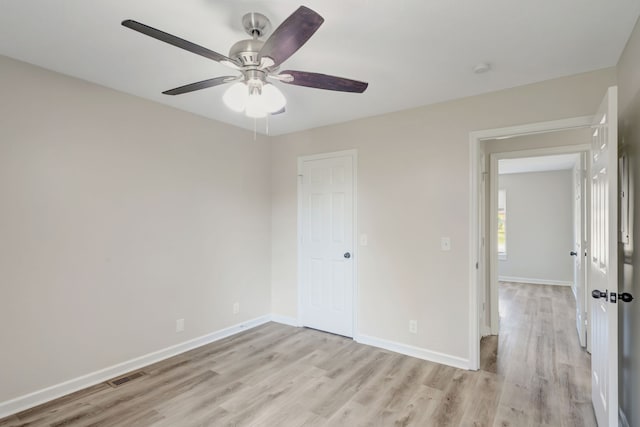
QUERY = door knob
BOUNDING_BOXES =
[620,292,634,303]
[592,289,608,299]
[570,251,578,256]
[344,252,351,259]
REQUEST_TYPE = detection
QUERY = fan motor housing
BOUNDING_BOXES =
[229,39,264,67]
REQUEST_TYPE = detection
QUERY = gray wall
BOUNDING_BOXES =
[498,170,574,284]
[271,68,615,360]
[0,55,272,402]
[617,15,640,427]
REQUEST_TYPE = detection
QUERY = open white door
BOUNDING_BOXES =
[299,151,355,337]
[590,86,618,427]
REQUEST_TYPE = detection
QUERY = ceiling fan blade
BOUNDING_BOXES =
[258,6,324,68]
[162,76,239,95]
[122,20,240,68]
[278,70,368,93]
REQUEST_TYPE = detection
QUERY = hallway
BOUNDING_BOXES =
[481,282,596,426]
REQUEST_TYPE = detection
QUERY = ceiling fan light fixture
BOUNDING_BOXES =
[245,91,267,118]
[122,6,368,121]
[262,83,286,113]
[222,79,285,118]
[222,82,248,112]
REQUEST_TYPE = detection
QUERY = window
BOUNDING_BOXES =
[498,189,507,259]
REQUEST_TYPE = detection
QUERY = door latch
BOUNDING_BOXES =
[591,289,608,301]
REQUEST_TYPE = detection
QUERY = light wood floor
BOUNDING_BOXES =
[0,282,595,426]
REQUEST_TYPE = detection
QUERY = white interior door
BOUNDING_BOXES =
[299,151,355,337]
[590,86,618,427]
[573,156,587,347]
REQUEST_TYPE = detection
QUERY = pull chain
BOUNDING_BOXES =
[266,113,269,136]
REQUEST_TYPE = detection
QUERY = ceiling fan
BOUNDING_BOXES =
[121,6,368,118]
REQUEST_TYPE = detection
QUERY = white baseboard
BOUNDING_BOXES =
[355,334,469,370]
[499,276,572,287]
[270,314,300,327]
[620,407,630,427]
[0,315,271,419]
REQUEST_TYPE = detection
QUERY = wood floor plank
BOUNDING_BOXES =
[428,369,479,427]
[323,400,372,427]
[393,385,443,427]
[0,283,597,426]
[459,370,501,427]
[310,348,389,418]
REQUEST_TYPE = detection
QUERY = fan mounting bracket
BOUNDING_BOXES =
[242,12,271,38]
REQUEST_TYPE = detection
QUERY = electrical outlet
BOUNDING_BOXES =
[409,320,418,334]
[233,302,240,314]
[176,318,184,333]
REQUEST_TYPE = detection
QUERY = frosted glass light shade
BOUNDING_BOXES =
[222,81,286,117]
[223,82,248,112]
[245,92,267,118]
[261,84,286,113]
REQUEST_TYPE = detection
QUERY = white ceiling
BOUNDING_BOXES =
[1,1,638,136]
[499,153,580,175]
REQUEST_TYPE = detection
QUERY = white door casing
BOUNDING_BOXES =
[478,152,488,336]
[573,156,587,347]
[489,154,500,335]
[298,151,356,337]
[470,116,596,371]
[590,86,618,427]
[584,152,593,354]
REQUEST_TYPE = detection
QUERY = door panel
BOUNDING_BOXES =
[300,153,354,337]
[590,86,618,427]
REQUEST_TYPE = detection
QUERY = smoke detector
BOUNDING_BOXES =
[473,62,491,74]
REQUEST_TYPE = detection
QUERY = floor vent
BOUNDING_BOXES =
[106,371,146,388]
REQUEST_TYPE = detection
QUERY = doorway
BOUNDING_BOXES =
[468,116,594,369]
[487,145,590,342]
[480,133,596,426]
